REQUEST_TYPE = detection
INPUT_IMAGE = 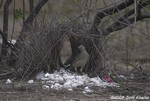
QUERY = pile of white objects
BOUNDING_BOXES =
[36,68,117,92]
[0,39,16,45]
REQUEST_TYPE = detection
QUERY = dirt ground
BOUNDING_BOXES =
[0,80,150,101]
[0,81,111,101]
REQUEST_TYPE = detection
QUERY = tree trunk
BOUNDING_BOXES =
[9,0,48,66]
[0,0,3,9]
[29,0,34,25]
[1,0,12,58]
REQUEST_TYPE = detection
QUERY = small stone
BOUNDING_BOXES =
[84,86,93,93]
[42,85,50,90]
[45,73,51,78]
[28,80,34,84]
[68,88,73,91]
[6,79,12,84]
[53,83,63,90]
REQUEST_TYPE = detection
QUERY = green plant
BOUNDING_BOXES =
[15,8,23,20]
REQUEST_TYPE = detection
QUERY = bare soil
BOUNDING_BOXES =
[0,81,111,101]
[0,80,150,101]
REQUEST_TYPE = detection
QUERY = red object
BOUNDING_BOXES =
[103,75,113,83]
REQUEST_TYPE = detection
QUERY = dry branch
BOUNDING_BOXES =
[14,19,66,79]
[92,0,135,33]
[104,0,150,36]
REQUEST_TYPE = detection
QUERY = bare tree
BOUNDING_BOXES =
[9,0,48,66]
[65,0,150,76]
[1,0,149,79]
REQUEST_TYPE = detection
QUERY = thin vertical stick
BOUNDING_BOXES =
[11,0,16,41]
[29,0,34,25]
[23,0,25,24]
